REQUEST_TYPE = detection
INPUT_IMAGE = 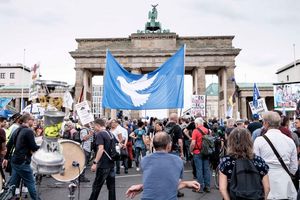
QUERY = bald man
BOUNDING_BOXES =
[165,113,184,158]
[126,132,200,200]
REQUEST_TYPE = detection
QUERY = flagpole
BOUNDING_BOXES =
[293,44,296,69]
[182,44,186,118]
[21,49,26,112]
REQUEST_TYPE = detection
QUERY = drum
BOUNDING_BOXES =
[51,140,85,182]
[0,172,2,191]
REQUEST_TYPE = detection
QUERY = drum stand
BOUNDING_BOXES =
[68,181,78,200]
[68,161,81,200]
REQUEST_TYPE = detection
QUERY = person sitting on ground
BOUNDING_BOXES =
[219,128,270,200]
[126,131,200,200]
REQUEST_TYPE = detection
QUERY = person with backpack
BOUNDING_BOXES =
[189,117,212,193]
[130,121,147,172]
[254,111,298,199]
[219,128,270,200]
[79,123,94,183]
[89,118,115,200]
[165,113,184,158]
[2,113,40,200]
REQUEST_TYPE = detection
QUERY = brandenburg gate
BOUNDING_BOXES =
[70,6,240,119]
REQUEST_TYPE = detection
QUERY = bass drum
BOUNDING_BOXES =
[51,140,85,182]
[0,172,2,191]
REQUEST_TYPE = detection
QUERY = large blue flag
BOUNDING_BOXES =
[0,98,12,110]
[102,46,185,110]
[253,83,260,108]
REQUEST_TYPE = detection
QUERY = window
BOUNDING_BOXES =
[287,75,289,81]
[10,72,15,79]
[0,73,5,79]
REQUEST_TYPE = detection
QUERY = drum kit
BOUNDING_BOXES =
[24,80,86,199]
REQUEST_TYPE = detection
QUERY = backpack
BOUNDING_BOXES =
[230,159,264,200]
[103,131,120,161]
[62,130,71,140]
[72,130,82,144]
[197,128,215,156]
[165,124,180,151]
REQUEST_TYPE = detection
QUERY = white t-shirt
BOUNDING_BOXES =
[111,125,128,142]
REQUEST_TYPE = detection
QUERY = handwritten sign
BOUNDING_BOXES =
[191,95,206,117]
[74,101,94,125]
[249,98,268,118]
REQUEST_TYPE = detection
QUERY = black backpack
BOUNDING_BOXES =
[230,159,264,200]
[103,131,119,161]
[72,130,82,144]
[165,124,181,151]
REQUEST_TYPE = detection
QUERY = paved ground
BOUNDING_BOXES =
[5,163,222,200]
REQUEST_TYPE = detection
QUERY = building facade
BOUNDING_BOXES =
[0,63,31,112]
[276,59,300,83]
[92,85,103,118]
[70,33,240,119]
[0,63,31,87]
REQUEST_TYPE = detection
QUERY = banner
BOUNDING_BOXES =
[274,83,300,111]
[253,83,260,108]
[102,46,185,110]
[249,98,268,118]
[74,101,94,125]
[29,63,40,100]
[191,95,206,117]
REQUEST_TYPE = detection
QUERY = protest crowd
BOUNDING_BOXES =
[0,109,300,200]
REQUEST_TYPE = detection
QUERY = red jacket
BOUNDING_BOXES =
[191,125,209,155]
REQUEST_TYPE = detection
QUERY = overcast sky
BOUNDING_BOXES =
[1,0,300,116]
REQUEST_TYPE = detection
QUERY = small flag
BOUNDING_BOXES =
[253,83,260,108]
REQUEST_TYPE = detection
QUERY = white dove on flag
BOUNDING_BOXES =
[117,73,158,107]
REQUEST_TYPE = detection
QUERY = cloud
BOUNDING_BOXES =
[185,0,249,21]
[0,0,11,4]
[0,1,65,26]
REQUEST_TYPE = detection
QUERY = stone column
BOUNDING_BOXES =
[218,67,227,118]
[110,109,117,119]
[15,98,21,112]
[241,97,247,119]
[74,69,84,104]
[192,68,197,95]
[226,67,236,118]
[196,67,206,95]
[130,68,141,119]
[168,109,178,117]
[83,70,93,103]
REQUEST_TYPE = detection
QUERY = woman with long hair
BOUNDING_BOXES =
[219,128,270,200]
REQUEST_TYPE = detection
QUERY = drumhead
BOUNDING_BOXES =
[51,140,85,182]
[0,172,2,191]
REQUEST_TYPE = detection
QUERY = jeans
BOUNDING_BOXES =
[89,167,116,200]
[80,150,91,179]
[116,154,128,173]
[135,147,146,168]
[184,140,192,161]
[9,162,40,200]
[193,154,210,189]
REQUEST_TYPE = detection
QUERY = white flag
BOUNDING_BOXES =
[63,91,73,109]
